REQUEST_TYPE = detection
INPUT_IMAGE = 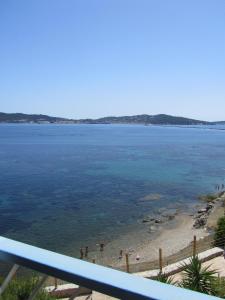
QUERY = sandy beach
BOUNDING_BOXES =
[91,214,207,267]
[89,193,225,272]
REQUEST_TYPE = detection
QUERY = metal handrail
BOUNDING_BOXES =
[0,237,221,300]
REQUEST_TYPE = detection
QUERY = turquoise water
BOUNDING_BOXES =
[0,124,225,255]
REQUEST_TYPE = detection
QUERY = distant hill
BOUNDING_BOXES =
[78,114,211,125]
[0,112,74,124]
[0,112,216,125]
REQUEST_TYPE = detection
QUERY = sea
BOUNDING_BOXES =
[0,124,225,256]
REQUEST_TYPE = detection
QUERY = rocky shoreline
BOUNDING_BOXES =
[193,191,225,229]
[140,191,225,238]
[142,211,177,234]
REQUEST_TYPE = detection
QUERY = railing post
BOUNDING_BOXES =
[125,253,130,273]
[193,235,197,256]
[159,248,163,273]
[54,278,58,289]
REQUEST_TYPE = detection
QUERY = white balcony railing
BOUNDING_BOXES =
[0,236,221,299]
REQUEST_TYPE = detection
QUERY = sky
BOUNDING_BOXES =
[0,0,225,121]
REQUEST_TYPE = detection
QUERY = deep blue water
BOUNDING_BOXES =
[0,124,225,255]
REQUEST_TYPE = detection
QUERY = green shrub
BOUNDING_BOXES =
[214,216,225,247]
[180,256,217,295]
[0,276,55,300]
[154,256,225,298]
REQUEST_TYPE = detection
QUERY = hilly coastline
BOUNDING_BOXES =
[0,112,217,125]
[79,114,210,125]
[0,112,73,124]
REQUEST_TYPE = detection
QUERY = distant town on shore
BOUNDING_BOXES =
[0,112,224,125]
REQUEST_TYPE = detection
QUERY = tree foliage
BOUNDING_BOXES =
[214,216,225,247]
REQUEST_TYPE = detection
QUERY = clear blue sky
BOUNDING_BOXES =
[0,0,225,121]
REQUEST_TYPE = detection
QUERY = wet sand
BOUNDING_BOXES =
[90,213,208,268]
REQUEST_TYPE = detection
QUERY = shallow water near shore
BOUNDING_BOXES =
[0,124,225,257]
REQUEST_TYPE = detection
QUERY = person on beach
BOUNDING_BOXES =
[80,248,84,259]
[85,246,88,258]
[100,243,105,252]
